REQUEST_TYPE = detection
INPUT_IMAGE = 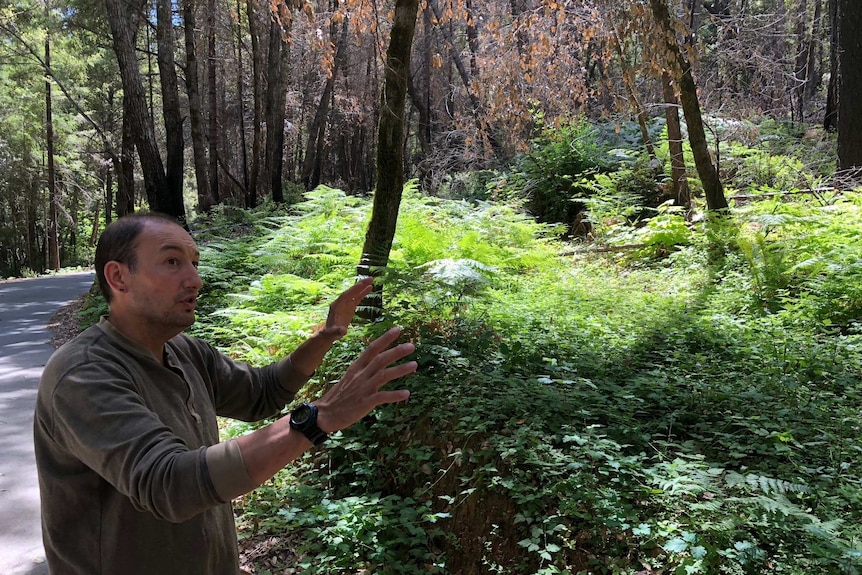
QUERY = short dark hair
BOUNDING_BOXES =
[95,212,183,304]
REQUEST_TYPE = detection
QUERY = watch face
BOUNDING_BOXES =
[292,403,313,425]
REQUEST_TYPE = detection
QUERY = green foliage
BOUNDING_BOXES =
[496,118,617,232]
[186,149,862,573]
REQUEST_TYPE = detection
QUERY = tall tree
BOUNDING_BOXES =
[155,0,186,219]
[184,0,213,211]
[301,12,349,191]
[836,0,862,170]
[45,0,60,270]
[357,0,420,316]
[649,0,727,210]
[104,0,187,222]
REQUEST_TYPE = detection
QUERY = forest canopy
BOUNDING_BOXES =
[0,0,858,277]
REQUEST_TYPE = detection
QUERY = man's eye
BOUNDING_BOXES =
[167,258,178,265]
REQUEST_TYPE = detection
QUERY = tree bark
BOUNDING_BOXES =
[662,73,690,209]
[45,2,59,271]
[246,0,264,208]
[208,0,222,205]
[302,15,349,191]
[184,0,212,211]
[824,0,838,130]
[265,15,290,202]
[650,0,727,211]
[836,0,862,170]
[358,0,420,318]
[156,0,186,219]
[117,95,136,217]
[105,0,186,222]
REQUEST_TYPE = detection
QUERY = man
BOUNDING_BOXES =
[33,212,416,574]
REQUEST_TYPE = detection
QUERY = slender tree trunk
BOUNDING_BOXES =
[156,0,186,219]
[234,0,248,193]
[793,0,809,121]
[117,95,136,217]
[302,16,349,191]
[208,0,222,205]
[103,166,113,226]
[358,0,420,317]
[804,0,823,105]
[246,0,264,208]
[650,0,726,210]
[824,0,838,130]
[426,0,500,156]
[184,0,212,211]
[612,28,655,157]
[45,1,59,270]
[265,16,290,202]
[663,72,690,209]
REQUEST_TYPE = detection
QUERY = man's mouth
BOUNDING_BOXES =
[178,294,198,309]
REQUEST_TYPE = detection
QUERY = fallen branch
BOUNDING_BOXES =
[731,187,837,201]
[562,243,648,255]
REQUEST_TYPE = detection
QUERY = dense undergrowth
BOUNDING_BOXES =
[70,118,861,573]
[180,165,862,574]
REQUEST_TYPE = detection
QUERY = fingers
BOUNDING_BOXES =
[341,327,406,377]
[334,278,374,306]
[374,389,411,405]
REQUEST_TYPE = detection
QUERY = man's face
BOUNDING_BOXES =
[122,221,202,334]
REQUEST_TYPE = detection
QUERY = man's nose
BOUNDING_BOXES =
[185,265,203,290]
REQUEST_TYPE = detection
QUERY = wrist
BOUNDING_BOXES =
[289,402,329,446]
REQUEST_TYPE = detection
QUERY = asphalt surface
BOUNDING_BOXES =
[0,271,96,575]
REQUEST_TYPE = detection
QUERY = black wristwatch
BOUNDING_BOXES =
[289,402,328,446]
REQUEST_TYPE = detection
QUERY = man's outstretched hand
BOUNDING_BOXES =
[315,326,415,434]
[287,278,374,376]
[319,277,374,343]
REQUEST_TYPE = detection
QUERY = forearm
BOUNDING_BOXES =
[280,333,336,389]
[233,415,313,486]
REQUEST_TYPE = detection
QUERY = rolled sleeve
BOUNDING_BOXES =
[205,439,258,501]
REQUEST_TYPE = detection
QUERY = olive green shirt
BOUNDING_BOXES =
[34,317,308,574]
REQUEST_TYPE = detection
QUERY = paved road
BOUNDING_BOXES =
[0,271,96,575]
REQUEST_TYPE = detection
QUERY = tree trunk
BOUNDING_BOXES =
[117,95,136,217]
[836,0,862,170]
[824,0,838,130]
[302,16,349,191]
[426,0,500,156]
[358,0,420,318]
[236,0,249,197]
[265,16,290,202]
[105,0,185,221]
[663,72,690,210]
[650,0,727,211]
[793,0,809,121]
[208,0,222,205]
[246,0,264,208]
[612,27,655,158]
[156,0,186,220]
[804,0,824,106]
[45,2,59,271]
[184,0,212,212]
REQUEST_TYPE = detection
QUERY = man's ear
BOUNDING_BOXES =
[103,261,129,294]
